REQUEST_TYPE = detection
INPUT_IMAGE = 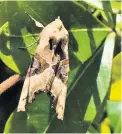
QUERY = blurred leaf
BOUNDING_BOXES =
[107,52,121,133]
[82,0,121,14]
[92,9,115,29]
[116,14,122,36]
[100,11,116,29]
[87,124,98,133]
[0,1,110,75]
[111,52,121,83]
[109,80,121,101]
[76,1,95,13]
[4,31,115,133]
[100,118,111,133]
[116,14,122,29]
[107,100,121,133]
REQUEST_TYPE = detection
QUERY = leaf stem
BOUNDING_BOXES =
[0,74,21,95]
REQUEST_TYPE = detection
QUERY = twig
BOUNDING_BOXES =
[0,74,21,95]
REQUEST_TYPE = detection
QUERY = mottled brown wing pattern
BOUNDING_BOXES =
[17,17,69,120]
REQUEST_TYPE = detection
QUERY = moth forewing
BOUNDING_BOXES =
[50,40,69,120]
[17,17,69,120]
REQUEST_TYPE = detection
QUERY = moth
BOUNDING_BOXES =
[17,17,69,120]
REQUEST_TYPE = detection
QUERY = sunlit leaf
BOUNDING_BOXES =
[100,118,111,133]
[111,52,121,83]
[107,52,121,133]
[116,14,122,36]
[82,0,121,14]
[109,80,121,101]
[107,101,121,133]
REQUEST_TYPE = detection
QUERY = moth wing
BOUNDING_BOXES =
[17,57,55,112]
[50,60,69,120]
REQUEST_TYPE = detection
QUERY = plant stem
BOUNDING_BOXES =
[0,74,21,95]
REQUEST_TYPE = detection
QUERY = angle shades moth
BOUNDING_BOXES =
[17,17,69,120]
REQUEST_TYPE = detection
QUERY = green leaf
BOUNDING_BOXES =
[116,14,122,37]
[107,52,121,133]
[4,31,115,133]
[100,10,116,29]
[70,28,110,62]
[0,1,110,75]
[78,1,117,29]
[107,100,121,133]
[86,124,98,133]
[112,52,121,83]
[82,0,121,14]
[0,22,38,75]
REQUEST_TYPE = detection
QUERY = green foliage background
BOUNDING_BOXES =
[0,0,121,133]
